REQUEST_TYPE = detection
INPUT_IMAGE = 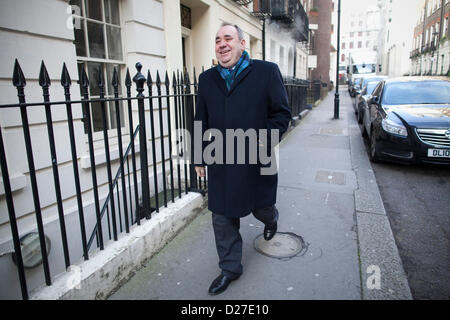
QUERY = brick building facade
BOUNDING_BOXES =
[411,0,450,75]
[308,0,332,85]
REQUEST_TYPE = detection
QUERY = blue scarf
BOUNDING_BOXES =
[217,50,250,90]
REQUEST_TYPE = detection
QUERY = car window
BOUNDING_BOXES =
[372,82,383,97]
[361,86,367,95]
[353,64,376,74]
[362,77,385,88]
[366,81,381,95]
[382,81,450,105]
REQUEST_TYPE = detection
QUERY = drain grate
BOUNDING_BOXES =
[254,232,307,259]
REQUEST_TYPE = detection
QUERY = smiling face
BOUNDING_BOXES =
[215,25,246,69]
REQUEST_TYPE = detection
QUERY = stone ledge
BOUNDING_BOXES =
[30,192,205,300]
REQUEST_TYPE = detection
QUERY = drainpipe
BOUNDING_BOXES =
[420,3,427,75]
[293,41,297,78]
[436,0,445,74]
[262,18,266,61]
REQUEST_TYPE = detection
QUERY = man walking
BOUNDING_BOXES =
[193,23,291,295]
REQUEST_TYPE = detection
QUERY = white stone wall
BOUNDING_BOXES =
[0,0,311,299]
[266,21,303,78]
[0,0,171,299]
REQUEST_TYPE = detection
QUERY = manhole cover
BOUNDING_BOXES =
[254,232,307,259]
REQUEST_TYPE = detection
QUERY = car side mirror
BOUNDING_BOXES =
[371,96,379,104]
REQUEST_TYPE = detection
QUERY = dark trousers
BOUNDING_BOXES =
[212,205,279,279]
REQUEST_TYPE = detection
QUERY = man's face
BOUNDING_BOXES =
[215,25,246,69]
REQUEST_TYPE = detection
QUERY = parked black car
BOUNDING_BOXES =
[354,76,388,123]
[362,77,450,165]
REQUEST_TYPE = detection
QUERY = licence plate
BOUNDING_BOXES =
[428,149,450,158]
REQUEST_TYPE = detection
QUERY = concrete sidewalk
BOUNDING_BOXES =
[108,88,412,300]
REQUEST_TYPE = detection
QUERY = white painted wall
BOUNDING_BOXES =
[0,0,310,299]
[266,21,304,78]
[383,0,422,76]
[0,0,172,299]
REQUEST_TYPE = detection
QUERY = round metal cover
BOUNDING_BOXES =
[254,232,307,259]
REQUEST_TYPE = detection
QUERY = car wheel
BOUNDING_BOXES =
[369,130,380,163]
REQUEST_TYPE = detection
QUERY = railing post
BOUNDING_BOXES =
[156,71,167,207]
[40,61,71,269]
[62,62,89,257]
[164,72,175,203]
[13,59,52,286]
[112,67,129,233]
[125,69,140,225]
[80,68,102,253]
[183,71,198,191]
[147,70,159,212]
[172,72,183,199]
[133,63,151,218]
[98,65,118,241]
[0,125,28,300]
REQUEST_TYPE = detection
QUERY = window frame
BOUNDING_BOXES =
[71,0,127,140]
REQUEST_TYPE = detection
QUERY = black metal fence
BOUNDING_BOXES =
[283,77,308,122]
[0,60,309,300]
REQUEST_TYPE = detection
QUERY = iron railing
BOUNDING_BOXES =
[251,0,272,19]
[0,59,309,299]
[284,77,309,123]
[0,60,206,299]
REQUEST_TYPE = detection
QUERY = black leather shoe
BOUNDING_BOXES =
[264,222,277,241]
[208,274,237,295]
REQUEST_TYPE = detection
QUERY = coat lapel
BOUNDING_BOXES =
[212,69,228,95]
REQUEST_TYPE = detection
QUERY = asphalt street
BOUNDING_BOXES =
[350,91,450,300]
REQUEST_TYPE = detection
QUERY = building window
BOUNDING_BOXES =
[358,31,362,37]
[350,41,354,49]
[358,41,362,48]
[445,17,449,36]
[366,41,370,48]
[350,32,354,37]
[342,42,346,49]
[180,4,192,29]
[70,0,125,133]
[341,53,345,62]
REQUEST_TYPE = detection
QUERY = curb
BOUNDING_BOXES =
[347,109,412,300]
[290,92,412,299]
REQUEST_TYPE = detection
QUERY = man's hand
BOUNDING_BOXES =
[195,166,206,177]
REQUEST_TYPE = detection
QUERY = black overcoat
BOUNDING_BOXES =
[193,59,291,218]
